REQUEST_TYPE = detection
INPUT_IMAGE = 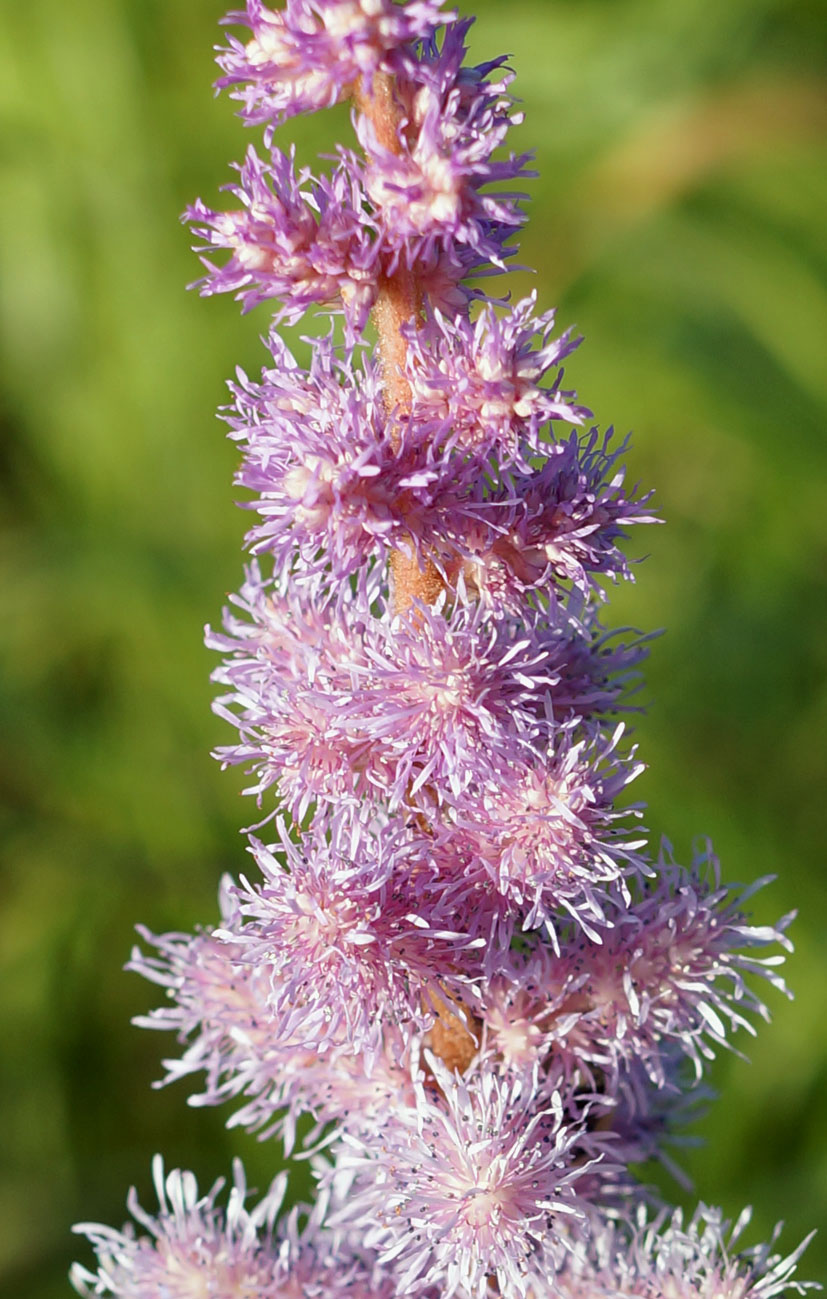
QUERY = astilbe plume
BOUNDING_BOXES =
[72,3,816,1297]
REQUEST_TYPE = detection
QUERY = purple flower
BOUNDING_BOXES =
[359,21,532,270]
[216,0,451,130]
[136,808,482,1068]
[403,295,588,464]
[441,721,647,936]
[72,1157,405,1298]
[186,145,379,327]
[473,842,793,1090]
[72,1157,288,1298]
[457,431,658,607]
[220,322,655,602]
[130,897,423,1146]
[328,1061,613,1298]
[553,1204,816,1299]
[208,567,643,823]
[205,565,382,815]
[224,331,486,580]
[78,0,813,1294]
[218,815,482,1054]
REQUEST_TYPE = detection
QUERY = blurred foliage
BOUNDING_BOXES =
[1,0,825,1295]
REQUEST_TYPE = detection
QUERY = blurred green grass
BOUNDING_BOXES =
[1,0,825,1294]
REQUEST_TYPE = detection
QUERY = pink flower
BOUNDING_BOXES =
[328,1061,613,1298]
[403,296,588,464]
[78,0,813,1294]
[359,22,532,271]
[553,1204,816,1299]
[186,145,379,328]
[72,1158,289,1298]
[72,1157,404,1299]
[216,0,451,130]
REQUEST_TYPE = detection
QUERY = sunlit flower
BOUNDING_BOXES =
[553,1204,816,1299]
[186,145,379,328]
[329,1062,612,1297]
[72,1157,405,1299]
[216,0,450,129]
[360,22,532,270]
[79,1,811,1296]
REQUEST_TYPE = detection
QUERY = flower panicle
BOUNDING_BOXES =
[73,2,814,1298]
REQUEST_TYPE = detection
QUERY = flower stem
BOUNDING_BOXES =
[356,72,444,613]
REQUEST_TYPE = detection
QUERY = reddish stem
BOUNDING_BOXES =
[355,72,445,614]
[355,74,471,1067]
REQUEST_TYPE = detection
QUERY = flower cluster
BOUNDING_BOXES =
[216,0,450,129]
[73,2,814,1298]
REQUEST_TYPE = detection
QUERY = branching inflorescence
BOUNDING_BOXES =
[72,2,816,1296]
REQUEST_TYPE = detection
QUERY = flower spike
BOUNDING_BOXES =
[73,3,813,1298]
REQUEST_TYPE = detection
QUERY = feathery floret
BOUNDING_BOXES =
[216,0,451,130]
[186,145,378,327]
[329,1061,613,1298]
[553,1204,816,1299]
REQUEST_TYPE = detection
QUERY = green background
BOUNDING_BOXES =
[1,0,825,1293]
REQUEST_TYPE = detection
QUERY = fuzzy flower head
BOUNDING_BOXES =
[129,887,318,1145]
[72,1157,288,1299]
[349,592,559,804]
[186,145,378,328]
[72,1158,406,1299]
[206,566,383,817]
[132,900,422,1146]
[403,296,588,465]
[472,844,794,1100]
[228,332,399,573]
[557,844,795,1086]
[216,0,451,130]
[329,1062,612,1298]
[553,1204,816,1299]
[225,331,487,582]
[458,432,657,611]
[208,571,631,819]
[213,812,481,1057]
[130,804,487,1136]
[220,323,653,600]
[360,21,532,270]
[446,721,646,937]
